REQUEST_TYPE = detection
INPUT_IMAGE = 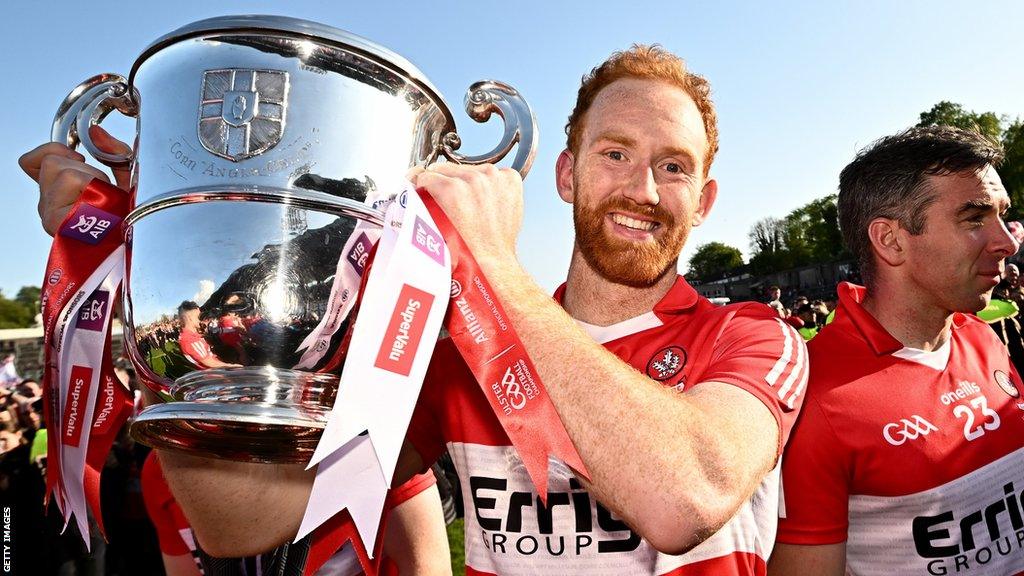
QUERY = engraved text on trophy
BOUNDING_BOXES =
[198,69,290,161]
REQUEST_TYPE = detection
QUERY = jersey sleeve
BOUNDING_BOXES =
[776,396,852,545]
[141,452,192,556]
[386,470,437,508]
[702,304,808,452]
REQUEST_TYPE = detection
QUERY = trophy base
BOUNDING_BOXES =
[130,367,337,463]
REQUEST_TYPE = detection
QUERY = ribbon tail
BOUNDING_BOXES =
[296,435,388,557]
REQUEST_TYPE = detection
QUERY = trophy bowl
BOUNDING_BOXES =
[52,15,536,462]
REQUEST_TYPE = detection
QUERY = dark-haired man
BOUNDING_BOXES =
[769,126,1024,575]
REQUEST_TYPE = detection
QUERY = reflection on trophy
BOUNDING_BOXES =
[52,15,537,463]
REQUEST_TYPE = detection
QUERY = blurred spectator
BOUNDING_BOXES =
[795,304,818,340]
[983,267,1024,375]
[216,294,249,365]
[766,285,785,318]
[1,353,20,388]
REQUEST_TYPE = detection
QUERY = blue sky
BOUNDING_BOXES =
[3,1,1023,296]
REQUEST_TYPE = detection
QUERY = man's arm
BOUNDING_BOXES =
[475,263,779,553]
[382,482,452,575]
[768,543,846,576]
[413,164,790,554]
[195,355,241,369]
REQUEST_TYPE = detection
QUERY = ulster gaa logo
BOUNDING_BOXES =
[198,69,289,161]
[646,346,687,381]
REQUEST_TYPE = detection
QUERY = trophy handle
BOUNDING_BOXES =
[439,80,538,178]
[52,73,139,168]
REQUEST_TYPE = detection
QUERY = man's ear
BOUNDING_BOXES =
[867,218,906,268]
[555,149,575,204]
[691,178,718,227]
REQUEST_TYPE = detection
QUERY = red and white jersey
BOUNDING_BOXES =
[409,276,806,575]
[179,328,213,366]
[777,282,1024,576]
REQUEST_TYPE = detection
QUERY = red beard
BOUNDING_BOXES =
[573,193,689,288]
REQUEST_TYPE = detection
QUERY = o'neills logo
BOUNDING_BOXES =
[374,284,435,376]
[62,365,93,447]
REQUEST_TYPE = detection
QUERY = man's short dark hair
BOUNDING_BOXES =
[838,125,1004,286]
[177,301,199,315]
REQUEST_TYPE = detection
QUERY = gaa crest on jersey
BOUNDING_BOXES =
[646,345,687,382]
[994,369,1020,398]
[198,69,289,161]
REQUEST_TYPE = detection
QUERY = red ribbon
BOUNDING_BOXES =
[418,189,588,499]
[41,178,134,537]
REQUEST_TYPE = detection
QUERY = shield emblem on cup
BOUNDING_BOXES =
[198,68,289,161]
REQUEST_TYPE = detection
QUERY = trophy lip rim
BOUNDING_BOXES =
[127,14,455,127]
[124,185,387,228]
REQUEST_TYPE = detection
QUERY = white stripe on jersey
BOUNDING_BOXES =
[450,441,780,575]
[784,352,809,410]
[191,341,208,358]
[777,332,807,406]
[846,447,1024,575]
[766,319,795,387]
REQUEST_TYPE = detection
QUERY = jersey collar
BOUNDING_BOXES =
[835,282,969,356]
[552,275,700,315]
[553,275,700,343]
[836,282,903,355]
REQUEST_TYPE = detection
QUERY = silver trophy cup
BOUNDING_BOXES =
[52,15,537,462]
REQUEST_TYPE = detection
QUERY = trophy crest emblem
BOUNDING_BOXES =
[198,68,289,161]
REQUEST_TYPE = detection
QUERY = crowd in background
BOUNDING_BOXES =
[1,355,163,575]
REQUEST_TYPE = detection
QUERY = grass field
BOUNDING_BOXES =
[446,518,466,575]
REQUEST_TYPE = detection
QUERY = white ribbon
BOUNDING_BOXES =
[293,192,392,370]
[297,184,451,554]
[54,245,125,547]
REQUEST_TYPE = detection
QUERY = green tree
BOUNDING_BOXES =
[917,102,1024,221]
[748,217,791,274]
[747,197,847,275]
[785,195,847,264]
[1001,119,1024,221]
[0,289,36,329]
[15,286,41,315]
[918,101,1003,141]
[687,241,744,280]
